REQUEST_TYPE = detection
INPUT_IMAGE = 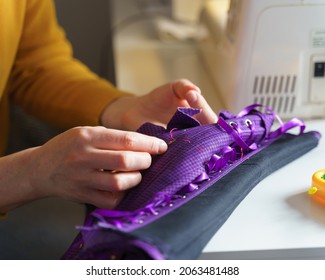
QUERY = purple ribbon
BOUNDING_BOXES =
[268,117,305,139]
[80,104,307,231]
[217,117,258,151]
[236,103,305,139]
[206,146,236,173]
[237,103,284,126]
[82,192,182,230]
[245,119,255,145]
[177,172,210,195]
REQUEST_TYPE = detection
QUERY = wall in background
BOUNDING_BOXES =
[54,0,115,83]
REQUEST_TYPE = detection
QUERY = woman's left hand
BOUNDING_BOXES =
[101,79,218,131]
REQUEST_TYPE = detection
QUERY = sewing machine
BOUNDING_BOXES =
[198,0,325,119]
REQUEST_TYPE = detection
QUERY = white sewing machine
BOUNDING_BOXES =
[198,0,325,119]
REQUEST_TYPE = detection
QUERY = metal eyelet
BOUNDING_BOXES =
[245,119,253,127]
[229,121,237,128]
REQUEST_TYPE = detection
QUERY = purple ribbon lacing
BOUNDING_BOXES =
[80,104,305,232]
[78,192,185,230]
[237,104,306,138]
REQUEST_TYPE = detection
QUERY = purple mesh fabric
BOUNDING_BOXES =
[117,107,274,211]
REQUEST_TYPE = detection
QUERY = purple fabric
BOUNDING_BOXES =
[62,104,309,260]
[117,107,275,211]
[62,230,165,260]
[78,105,306,232]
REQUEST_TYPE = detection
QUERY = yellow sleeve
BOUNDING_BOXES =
[7,0,131,128]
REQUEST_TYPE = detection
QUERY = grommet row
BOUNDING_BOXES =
[94,138,269,231]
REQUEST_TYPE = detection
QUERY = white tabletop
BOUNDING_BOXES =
[112,5,325,259]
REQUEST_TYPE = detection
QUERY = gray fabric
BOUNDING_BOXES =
[131,132,320,259]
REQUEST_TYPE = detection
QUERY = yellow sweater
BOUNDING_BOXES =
[0,0,129,154]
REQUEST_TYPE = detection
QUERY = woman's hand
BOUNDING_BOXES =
[0,80,217,212]
[0,126,167,212]
[101,79,218,131]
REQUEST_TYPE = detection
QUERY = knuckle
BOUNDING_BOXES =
[142,152,152,168]
[71,126,93,146]
[109,172,141,192]
[109,174,125,191]
[63,127,94,164]
[149,140,160,154]
[121,132,137,150]
[114,152,130,170]
[116,152,152,171]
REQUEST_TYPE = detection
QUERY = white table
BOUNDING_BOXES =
[113,4,325,259]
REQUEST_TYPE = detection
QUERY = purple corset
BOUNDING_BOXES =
[117,107,274,211]
[77,104,306,233]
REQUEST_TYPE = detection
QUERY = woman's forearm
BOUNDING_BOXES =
[0,147,45,212]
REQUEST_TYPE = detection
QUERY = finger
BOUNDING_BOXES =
[172,79,201,99]
[84,189,126,209]
[89,150,152,172]
[171,80,218,124]
[87,170,142,192]
[90,128,167,154]
[185,90,218,125]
